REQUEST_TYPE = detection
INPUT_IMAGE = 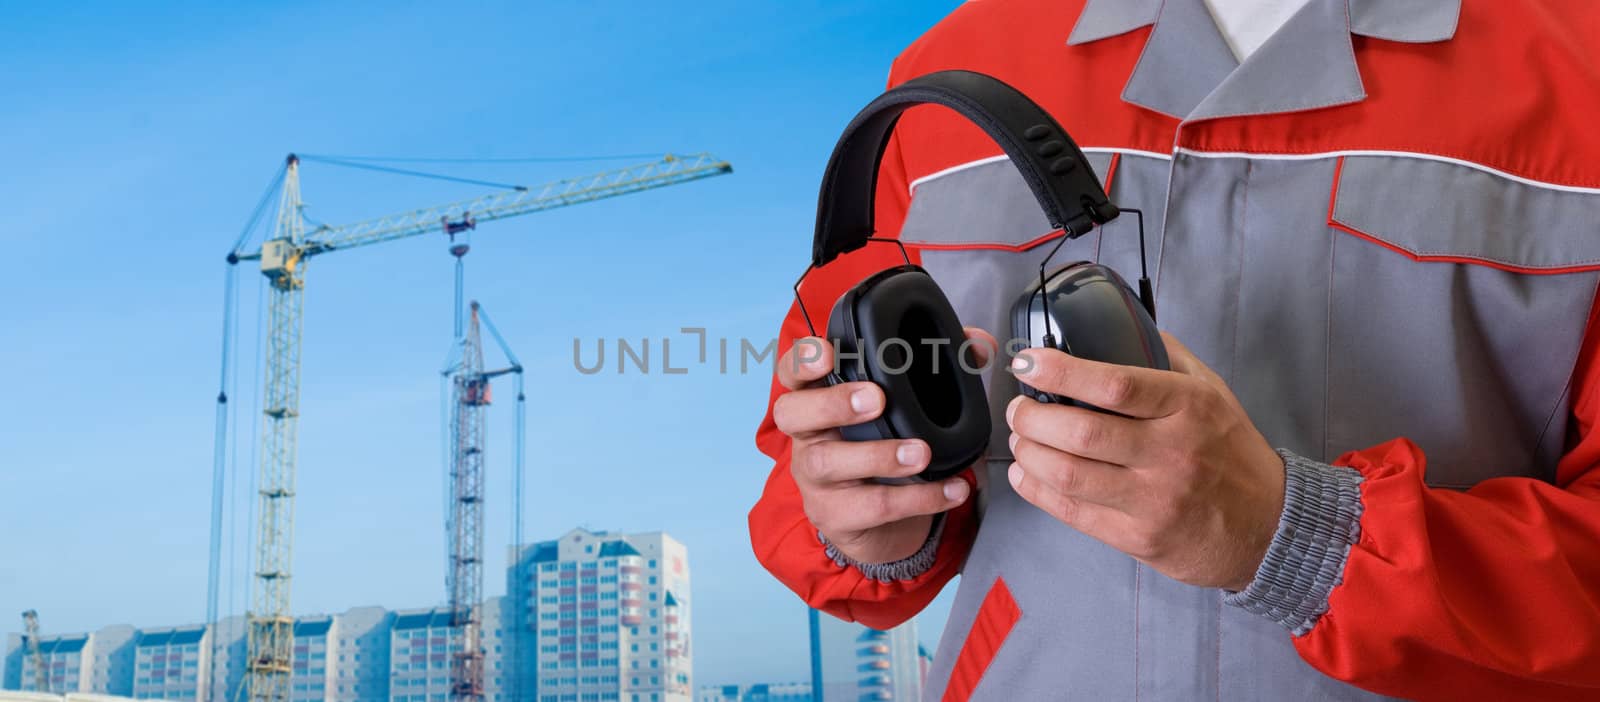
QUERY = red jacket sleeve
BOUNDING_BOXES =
[1296,297,1600,700]
[746,125,980,631]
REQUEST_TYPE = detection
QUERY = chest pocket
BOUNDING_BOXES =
[1326,155,1600,486]
[898,153,1117,462]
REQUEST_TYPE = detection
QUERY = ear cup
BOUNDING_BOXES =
[827,266,991,481]
[1011,262,1169,405]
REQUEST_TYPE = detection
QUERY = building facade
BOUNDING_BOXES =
[806,612,919,702]
[8,528,687,702]
[694,682,810,702]
[130,628,208,702]
[508,529,691,702]
[17,635,91,694]
[289,619,334,702]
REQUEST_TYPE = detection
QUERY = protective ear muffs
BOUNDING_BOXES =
[794,70,1147,482]
[826,262,988,476]
[1012,259,1170,406]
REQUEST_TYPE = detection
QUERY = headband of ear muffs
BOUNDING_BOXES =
[812,70,1116,267]
[800,70,1125,482]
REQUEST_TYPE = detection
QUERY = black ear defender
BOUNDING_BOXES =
[793,69,1165,482]
[1012,209,1170,407]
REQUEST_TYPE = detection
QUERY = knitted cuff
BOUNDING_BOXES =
[818,514,945,583]
[1224,449,1364,636]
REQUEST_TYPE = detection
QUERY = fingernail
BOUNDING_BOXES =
[1006,395,1024,426]
[1011,352,1031,373]
[943,478,970,503]
[1007,463,1023,489]
[896,441,927,467]
[850,388,879,414]
[1008,432,1018,452]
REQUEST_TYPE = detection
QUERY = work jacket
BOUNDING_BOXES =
[750,0,1600,699]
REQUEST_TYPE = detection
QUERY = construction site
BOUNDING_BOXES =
[2,5,963,702]
[7,149,732,702]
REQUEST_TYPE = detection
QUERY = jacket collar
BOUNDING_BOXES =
[1067,0,1461,120]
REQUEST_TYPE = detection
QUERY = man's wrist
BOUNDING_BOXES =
[818,514,945,582]
[1223,449,1364,636]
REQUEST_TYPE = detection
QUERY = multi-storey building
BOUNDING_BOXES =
[387,598,515,702]
[694,682,810,702]
[16,634,90,694]
[387,608,452,702]
[131,627,208,701]
[509,529,691,702]
[807,612,919,702]
[0,694,153,702]
[327,607,391,702]
[7,528,687,702]
[290,619,334,702]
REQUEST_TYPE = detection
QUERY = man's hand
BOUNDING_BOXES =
[774,329,994,565]
[1005,332,1285,591]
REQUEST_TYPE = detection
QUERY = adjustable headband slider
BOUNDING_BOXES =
[1087,199,1120,223]
[1061,197,1120,239]
[1061,212,1097,239]
[811,226,876,268]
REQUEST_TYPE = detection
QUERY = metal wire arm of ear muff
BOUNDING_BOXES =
[1034,207,1155,350]
[792,237,913,336]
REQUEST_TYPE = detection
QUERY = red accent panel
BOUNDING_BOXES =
[889,0,1178,186]
[1326,156,1600,275]
[1558,281,1600,488]
[1181,4,1600,189]
[889,1,1600,190]
[1104,152,1121,193]
[940,578,1021,702]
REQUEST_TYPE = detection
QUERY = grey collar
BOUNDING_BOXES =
[1067,0,1461,120]
[1069,0,1461,45]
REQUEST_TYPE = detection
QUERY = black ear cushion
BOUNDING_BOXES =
[826,266,991,481]
[827,284,895,445]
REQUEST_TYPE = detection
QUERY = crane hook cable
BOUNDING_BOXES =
[229,164,288,257]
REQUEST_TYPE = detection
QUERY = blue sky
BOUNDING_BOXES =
[0,0,966,687]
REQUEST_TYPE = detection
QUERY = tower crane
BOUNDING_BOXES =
[21,610,46,693]
[440,300,523,702]
[207,152,732,702]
